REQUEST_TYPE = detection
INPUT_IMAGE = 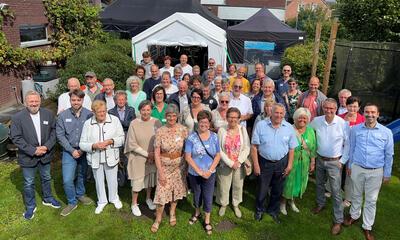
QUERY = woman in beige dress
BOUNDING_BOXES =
[151,104,189,233]
[124,100,162,217]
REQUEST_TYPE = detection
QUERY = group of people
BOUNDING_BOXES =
[9,53,394,240]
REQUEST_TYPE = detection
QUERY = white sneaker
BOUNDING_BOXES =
[289,200,300,213]
[146,199,156,210]
[131,204,142,216]
[280,203,287,215]
[95,203,107,214]
[325,192,332,198]
[113,200,123,210]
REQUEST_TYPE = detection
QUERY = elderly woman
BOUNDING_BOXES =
[338,96,365,207]
[284,78,302,123]
[212,76,224,102]
[151,86,168,125]
[160,71,178,99]
[126,75,147,115]
[253,98,275,129]
[181,88,211,133]
[221,77,230,93]
[190,75,202,91]
[79,100,125,214]
[211,92,230,132]
[171,66,183,86]
[151,104,188,233]
[185,110,220,235]
[124,100,162,216]
[280,107,316,215]
[216,107,250,219]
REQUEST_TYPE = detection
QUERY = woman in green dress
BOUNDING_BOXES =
[280,107,316,215]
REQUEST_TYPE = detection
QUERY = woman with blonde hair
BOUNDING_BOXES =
[126,75,147,115]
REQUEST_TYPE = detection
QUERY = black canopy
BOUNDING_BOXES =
[227,8,305,64]
[101,0,226,37]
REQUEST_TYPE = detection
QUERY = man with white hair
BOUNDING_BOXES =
[10,90,61,220]
[337,89,352,115]
[251,103,297,223]
[167,80,191,113]
[57,77,92,114]
[229,78,253,127]
[94,78,115,110]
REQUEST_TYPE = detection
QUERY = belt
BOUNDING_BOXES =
[160,151,182,159]
[259,154,284,164]
[358,165,380,170]
[319,155,341,161]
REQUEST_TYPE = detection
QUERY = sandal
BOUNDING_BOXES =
[150,221,160,233]
[188,213,202,225]
[170,214,177,226]
[204,222,213,235]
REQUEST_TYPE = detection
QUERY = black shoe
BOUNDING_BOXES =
[269,214,281,224]
[254,212,263,221]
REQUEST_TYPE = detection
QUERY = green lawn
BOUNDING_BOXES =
[0,144,399,240]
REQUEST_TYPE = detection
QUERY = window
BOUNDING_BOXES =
[19,24,50,47]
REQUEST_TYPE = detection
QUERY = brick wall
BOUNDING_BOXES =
[225,0,286,8]
[285,0,330,21]
[0,0,48,109]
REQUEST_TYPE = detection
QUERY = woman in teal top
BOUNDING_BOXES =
[281,107,316,215]
[126,76,147,115]
[151,86,168,125]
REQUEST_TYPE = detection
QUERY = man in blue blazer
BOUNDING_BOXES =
[10,90,61,220]
[108,90,136,133]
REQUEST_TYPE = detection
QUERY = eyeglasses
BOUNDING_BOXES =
[283,70,291,72]
[234,85,242,89]
[227,116,239,119]
[208,62,215,65]
[220,100,229,104]
[191,96,201,99]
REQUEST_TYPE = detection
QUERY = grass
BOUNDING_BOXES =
[0,144,399,240]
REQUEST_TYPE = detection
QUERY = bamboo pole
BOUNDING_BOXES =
[322,18,339,95]
[311,22,322,77]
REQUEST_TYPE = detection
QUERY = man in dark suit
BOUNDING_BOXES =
[10,90,61,220]
[167,80,191,113]
[108,90,136,133]
[94,78,115,110]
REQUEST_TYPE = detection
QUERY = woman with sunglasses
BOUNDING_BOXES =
[211,92,230,133]
[181,88,211,133]
[284,78,302,124]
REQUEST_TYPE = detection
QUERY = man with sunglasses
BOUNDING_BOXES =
[275,65,293,98]
[229,79,253,127]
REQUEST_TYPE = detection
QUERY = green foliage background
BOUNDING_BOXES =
[55,37,136,96]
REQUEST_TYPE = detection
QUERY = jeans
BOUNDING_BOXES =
[188,173,216,213]
[22,162,53,210]
[316,158,344,223]
[256,155,288,216]
[62,151,88,205]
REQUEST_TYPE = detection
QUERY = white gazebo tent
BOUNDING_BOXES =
[132,12,227,70]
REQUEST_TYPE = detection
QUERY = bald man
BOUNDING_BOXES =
[297,77,327,121]
[57,78,92,114]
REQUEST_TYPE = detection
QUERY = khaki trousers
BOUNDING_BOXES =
[216,164,245,207]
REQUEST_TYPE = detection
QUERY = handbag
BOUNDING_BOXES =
[239,126,252,176]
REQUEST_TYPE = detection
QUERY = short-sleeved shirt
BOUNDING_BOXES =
[251,118,298,161]
[151,103,168,125]
[185,131,220,176]
[229,93,253,127]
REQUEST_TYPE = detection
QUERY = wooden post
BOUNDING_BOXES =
[322,18,339,95]
[311,22,322,77]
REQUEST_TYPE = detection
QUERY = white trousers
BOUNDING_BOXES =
[216,165,245,207]
[92,163,119,205]
[350,164,383,230]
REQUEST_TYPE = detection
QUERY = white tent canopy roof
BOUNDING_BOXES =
[132,12,227,69]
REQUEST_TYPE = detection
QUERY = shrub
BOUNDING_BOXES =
[55,38,135,97]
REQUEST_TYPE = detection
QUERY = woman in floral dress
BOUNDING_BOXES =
[151,104,188,233]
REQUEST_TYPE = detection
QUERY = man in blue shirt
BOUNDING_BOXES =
[251,103,298,223]
[344,103,394,240]
[56,89,94,216]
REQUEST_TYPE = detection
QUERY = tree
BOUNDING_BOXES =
[336,0,400,42]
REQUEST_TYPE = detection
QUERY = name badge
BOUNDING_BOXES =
[66,119,72,122]
[205,144,210,148]
[176,137,181,142]
[43,121,49,125]
[162,119,167,123]
[283,136,289,140]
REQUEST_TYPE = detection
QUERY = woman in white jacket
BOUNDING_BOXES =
[216,107,250,218]
[80,100,125,214]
